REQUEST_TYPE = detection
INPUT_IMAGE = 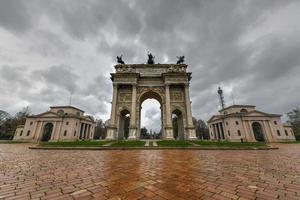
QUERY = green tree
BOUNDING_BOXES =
[0,107,31,140]
[140,127,148,139]
[94,119,106,139]
[287,107,300,140]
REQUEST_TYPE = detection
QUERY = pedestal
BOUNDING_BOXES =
[128,128,137,140]
[186,126,197,140]
[106,127,116,140]
[164,127,174,140]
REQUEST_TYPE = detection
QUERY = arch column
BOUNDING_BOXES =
[106,83,118,140]
[184,83,197,140]
[129,84,137,140]
[164,84,174,139]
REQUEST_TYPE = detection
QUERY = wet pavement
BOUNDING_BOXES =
[0,143,300,200]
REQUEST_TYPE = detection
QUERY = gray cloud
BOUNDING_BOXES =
[0,0,299,126]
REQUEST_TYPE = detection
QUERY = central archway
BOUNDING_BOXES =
[41,123,53,142]
[140,99,162,139]
[137,90,164,139]
[252,122,265,142]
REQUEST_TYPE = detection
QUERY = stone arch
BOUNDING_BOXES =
[105,63,197,140]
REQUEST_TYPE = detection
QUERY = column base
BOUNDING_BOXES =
[128,128,137,140]
[186,127,197,140]
[106,127,116,140]
[164,127,174,140]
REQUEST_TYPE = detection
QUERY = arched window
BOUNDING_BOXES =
[277,130,281,136]
[284,130,288,136]
[235,121,239,125]
[66,121,69,125]
[228,130,230,136]
[226,122,228,126]
[20,130,23,136]
[64,130,67,136]
[74,131,76,136]
[30,121,33,125]
[274,121,277,125]
[27,130,30,136]
[237,130,241,136]
[240,109,248,113]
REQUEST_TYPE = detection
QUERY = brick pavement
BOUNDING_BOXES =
[0,143,300,200]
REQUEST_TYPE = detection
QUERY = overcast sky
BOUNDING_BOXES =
[0,0,300,131]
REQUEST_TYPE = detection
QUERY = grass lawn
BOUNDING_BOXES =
[157,140,193,147]
[39,140,112,147]
[110,140,146,147]
[191,141,267,148]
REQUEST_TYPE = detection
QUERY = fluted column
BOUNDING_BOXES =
[164,84,174,139]
[184,83,197,140]
[106,83,118,140]
[129,84,137,140]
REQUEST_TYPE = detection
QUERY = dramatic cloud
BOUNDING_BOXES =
[0,0,299,130]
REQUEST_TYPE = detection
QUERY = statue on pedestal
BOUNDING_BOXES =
[116,55,125,64]
[176,56,184,64]
[147,53,155,64]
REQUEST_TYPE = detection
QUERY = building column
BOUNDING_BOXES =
[50,121,57,141]
[184,83,197,140]
[262,121,271,142]
[36,121,44,141]
[242,120,252,142]
[216,123,221,140]
[212,124,217,140]
[219,122,225,139]
[248,121,255,141]
[83,123,87,140]
[106,83,118,140]
[164,84,174,139]
[129,84,137,140]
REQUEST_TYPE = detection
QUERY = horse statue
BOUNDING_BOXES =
[116,55,125,64]
[176,56,184,64]
[147,53,155,64]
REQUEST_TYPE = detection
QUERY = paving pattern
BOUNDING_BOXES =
[0,143,300,200]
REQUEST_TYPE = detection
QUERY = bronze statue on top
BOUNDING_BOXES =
[116,55,125,64]
[176,56,184,64]
[147,53,155,64]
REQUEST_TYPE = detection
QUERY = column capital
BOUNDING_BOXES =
[113,83,118,87]
[184,82,190,87]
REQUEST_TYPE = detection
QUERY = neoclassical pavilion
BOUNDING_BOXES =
[106,64,197,140]
[207,105,296,142]
[13,106,96,142]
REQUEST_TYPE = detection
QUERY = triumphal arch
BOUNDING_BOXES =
[106,61,197,140]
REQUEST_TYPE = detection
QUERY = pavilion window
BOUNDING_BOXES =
[277,130,281,136]
[64,130,67,136]
[285,130,288,136]
[20,130,23,136]
[26,130,30,136]
[237,130,241,136]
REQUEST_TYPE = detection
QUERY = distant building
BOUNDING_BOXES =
[207,105,296,142]
[13,106,96,142]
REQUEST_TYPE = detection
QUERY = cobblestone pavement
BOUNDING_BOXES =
[0,144,300,200]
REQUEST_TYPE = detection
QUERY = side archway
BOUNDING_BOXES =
[172,109,184,140]
[118,109,130,140]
